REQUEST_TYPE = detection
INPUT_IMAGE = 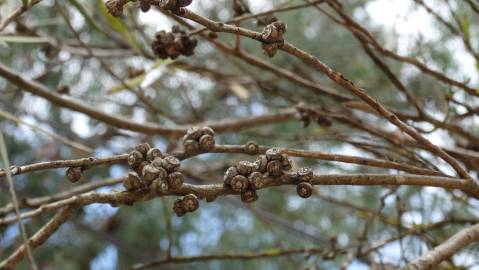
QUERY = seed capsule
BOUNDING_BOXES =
[265,148,282,161]
[199,134,215,151]
[248,171,264,190]
[241,189,258,203]
[224,166,239,185]
[163,155,181,173]
[153,178,169,194]
[182,194,199,212]
[142,164,161,184]
[139,0,151,12]
[176,0,193,7]
[261,21,287,43]
[183,139,199,155]
[158,0,177,9]
[254,155,268,173]
[66,167,82,183]
[134,143,151,156]
[105,0,126,17]
[185,126,202,140]
[200,126,215,136]
[168,172,184,190]
[230,175,249,192]
[296,182,313,198]
[236,161,254,176]
[146,148,162,162]
[135,161,149,175]
[267,160,282,176]
[173,198,187,217]
[281,156,293,170]
[128,150,144,168]
[124,172,142,191]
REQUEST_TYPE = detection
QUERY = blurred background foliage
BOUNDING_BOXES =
[1,0,478,269]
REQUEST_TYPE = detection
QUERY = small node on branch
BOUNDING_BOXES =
[296,182,313,198]
[241,189,258,203]
[297,167,313,182]
[261,21,287,57]
[151,26,197,59]
[105,0,127,17]
[244,141,259,155]
[66,167,82,183]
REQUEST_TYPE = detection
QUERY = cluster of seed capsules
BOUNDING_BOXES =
[151,26,198,60]
[125,143,184,194]
[224,147,315,202]
[261,21,287,57]
[105,0,193,17]
[182,126,216,155]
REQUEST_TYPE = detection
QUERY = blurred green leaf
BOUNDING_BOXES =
[97,0,143,54]
[0,35,53,44]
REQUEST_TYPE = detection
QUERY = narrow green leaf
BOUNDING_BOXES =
[97,0,143,55]
[0,35,53,44]
[67,0,105,34]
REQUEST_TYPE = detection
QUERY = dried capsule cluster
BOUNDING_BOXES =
[261,21,287,57]
[223,148,293,203]
[105,0,193,16]
[297,106,332,128]
[66,167,83,183]
[173,194,199,216]
[256,14,278,26]
[151,26,198,59]
[125,143,184,194]
[105,0,127,17]
[295,167,314,198]
[158,0,193,11]
[182,126,216,155]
